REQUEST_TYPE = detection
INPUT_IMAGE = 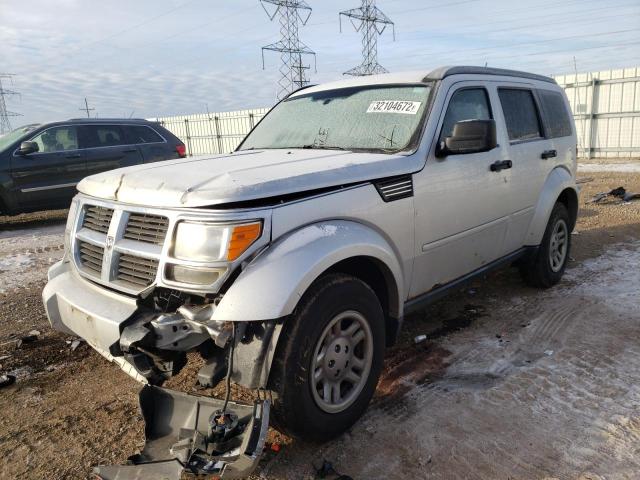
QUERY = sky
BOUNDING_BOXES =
[1,0,639,126]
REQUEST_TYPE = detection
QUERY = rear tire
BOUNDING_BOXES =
[269,273,385,442]
[520,202,571,288]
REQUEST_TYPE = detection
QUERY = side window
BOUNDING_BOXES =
[31,126,78,153]
[80,125,126,148]
[440,88,492,141]
[125,125,163,144]
[538,90,572,138]
[498,89,543,141]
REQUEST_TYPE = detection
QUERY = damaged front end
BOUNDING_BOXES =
[44,262,282,479]
[94,386,270,480]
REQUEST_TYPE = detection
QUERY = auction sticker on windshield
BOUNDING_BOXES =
[367,101,422,114]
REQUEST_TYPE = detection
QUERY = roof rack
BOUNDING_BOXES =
[425,66,556,84]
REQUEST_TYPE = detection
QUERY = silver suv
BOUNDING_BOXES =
[44,66,578,478]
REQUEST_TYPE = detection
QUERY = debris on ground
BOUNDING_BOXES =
[544,350,554,356]
[576,177,594,185]
[0,374,16,389]
[269,442,281,453]
[313,459,354,480]
[588,186,640,203]
[16,332,39,348]
[414,334,427,344]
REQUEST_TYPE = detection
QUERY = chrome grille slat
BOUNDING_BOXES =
[123,213,169,245]
[78,241,104,274]
[82,206,114,234]
[117,254,159,287]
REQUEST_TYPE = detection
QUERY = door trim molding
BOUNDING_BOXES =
[21,182,77,193]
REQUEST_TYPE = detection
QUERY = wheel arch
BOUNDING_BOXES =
[212,220,404,323]
[557,186,578,232]
[323,256,401,346]
[525,167,578,246]
[213,220,405,389]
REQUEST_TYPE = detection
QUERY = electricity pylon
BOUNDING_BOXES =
[261,0,316,100]
[0,74,21,134]
[340,0,395,76]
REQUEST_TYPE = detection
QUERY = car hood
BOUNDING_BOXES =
[77,149,419,208]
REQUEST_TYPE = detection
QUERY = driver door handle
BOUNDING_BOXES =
[490,160,512,172]
[65,153,82,159]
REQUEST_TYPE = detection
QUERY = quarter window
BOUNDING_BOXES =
[31,126,78,153]
[538,90,572,138]
[126,125,163,144]
[440,88,492,141]
[498,89,542,141]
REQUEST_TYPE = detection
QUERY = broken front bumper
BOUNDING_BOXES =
[94,386,270,480]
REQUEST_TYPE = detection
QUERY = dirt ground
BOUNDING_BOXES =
[0,170,639,479]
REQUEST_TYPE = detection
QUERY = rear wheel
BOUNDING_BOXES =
[269,273,385,441]
[520,202,571,288]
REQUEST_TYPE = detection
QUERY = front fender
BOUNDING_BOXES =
[212,220,404,322]
[525,167,577,246]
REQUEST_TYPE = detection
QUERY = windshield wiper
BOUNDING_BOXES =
[301,144,349,151]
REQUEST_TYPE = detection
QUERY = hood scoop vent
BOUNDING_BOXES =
[374,175,413,202]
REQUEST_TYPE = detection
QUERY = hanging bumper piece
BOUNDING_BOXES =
[93,385,270,480]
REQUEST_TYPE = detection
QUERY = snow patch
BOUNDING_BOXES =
[563,241,640,312]
[0,253,33,271]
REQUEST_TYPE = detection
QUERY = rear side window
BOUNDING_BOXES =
[126,125,164,144]
[440,88,492,140]
[498,89,542,141]
[80,125,125,148]
[538,90,572,138]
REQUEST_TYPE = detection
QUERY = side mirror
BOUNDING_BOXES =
[436,119,497,157]
[18,141,39,155]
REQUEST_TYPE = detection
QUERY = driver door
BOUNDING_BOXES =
[10,125,85,210]
[410,83,513,298]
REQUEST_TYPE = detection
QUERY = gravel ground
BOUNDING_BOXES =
[0,171,638,479]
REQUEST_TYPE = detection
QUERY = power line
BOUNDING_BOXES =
[260,0,316,100]
[0,74,21,135]
[339,0,395,76]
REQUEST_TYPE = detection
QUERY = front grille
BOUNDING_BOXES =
[124,213,169,245]
[117,254,159,287]
[78,241,104,275]
[83,206,114,234]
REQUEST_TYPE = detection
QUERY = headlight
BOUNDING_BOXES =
[173,221,262,262]
[64,198,80,252]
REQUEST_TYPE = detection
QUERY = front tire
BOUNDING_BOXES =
[269,273,385,442]
[520,202,571,288]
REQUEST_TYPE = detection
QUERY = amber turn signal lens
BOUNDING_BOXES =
[227,222,261,261]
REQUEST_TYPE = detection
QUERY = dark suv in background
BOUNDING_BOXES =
[0,119,186,215]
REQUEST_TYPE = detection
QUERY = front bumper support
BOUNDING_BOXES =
[94,386,270,479]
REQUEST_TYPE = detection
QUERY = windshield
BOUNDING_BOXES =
[0,124,40,152]
[239,84,431,153]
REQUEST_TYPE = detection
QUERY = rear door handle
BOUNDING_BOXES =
[65,153,82,159]
[490,160,512,172]
[541,149,557,159]
[122,148,137,153]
